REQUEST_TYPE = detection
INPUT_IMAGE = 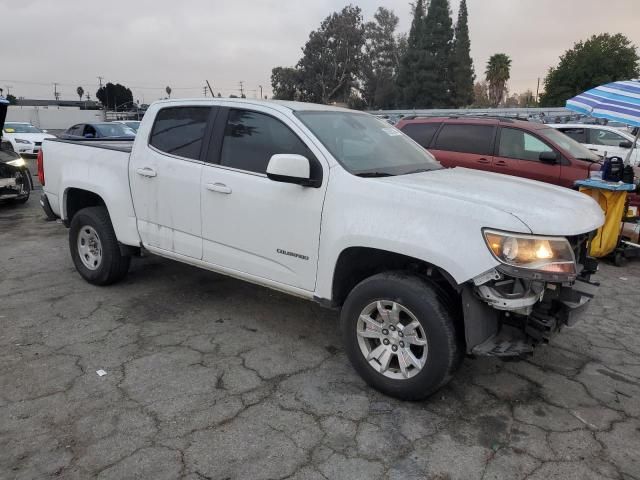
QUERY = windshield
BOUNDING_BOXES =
[4,123,43,134]
[125,121,140,131]
[540,128,600,162]
[295,111,441,175]
[95,123,136,137]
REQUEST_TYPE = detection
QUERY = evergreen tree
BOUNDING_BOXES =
[450,0,475,107]
[397,0,426,108]
[421,0,455,108]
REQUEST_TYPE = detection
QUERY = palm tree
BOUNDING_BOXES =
[165,86,172,98]
[76,86,84,102]
[485,54,511,107]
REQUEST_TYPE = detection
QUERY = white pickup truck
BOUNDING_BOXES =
[39,99,604,400]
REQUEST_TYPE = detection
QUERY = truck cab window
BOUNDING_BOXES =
[220,109,314,174]
[150,107,211,160]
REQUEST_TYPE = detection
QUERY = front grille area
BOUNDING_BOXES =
[35,142,42,146]
[567,231,595,269]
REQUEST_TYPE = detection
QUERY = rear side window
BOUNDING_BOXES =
[220,109,314,174]
[400,123,441,148]
[433,124,495,155]
[150,107,211,160]
[558,128,587,143]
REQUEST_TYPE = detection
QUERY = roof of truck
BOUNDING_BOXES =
[151,98,352,114]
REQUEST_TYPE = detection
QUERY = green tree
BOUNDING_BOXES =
[471,81,491,107]
[165,86,172,99]
[362,7,402,109]
[397,0,427,107]
[270,66,300,100]
[297,5,365,104]
[6,94,17,105]
[96,83,134,109]
[540,33,640,106]
[76,86,84,102]
[420,0,455,107]
[450,0,474,107]
[485,53,511,107]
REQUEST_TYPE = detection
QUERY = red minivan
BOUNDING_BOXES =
[396,117,603,189]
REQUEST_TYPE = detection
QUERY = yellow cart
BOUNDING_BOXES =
[576,179,639,265]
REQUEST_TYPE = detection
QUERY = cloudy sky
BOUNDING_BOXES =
[2,0,639,104]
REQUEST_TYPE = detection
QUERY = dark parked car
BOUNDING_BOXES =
[59,122,136,140]
[396,116,605,189]
[0,98,31,204]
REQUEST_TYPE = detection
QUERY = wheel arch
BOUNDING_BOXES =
[63,187,107,225]
[328,246,461,308]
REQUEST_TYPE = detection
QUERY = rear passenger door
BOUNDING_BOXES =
[130,105,214,259]
[429,123,496,171]
[494,127,561,184]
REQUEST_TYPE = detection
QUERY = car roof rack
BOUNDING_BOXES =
[401,114,528,123]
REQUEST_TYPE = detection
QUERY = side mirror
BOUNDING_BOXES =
[539,151,559,164]
[619,140,633,149]
[266,154,318,187]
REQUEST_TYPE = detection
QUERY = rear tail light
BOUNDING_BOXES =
[37,149,44,186]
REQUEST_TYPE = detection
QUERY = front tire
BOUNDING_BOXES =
[340,272,463,400]
[69,207,130,285]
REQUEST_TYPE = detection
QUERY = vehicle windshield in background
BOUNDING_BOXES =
[95,124,136,137]
[295,111,441,176]
[4,123,43,134]
[124,121,141,131]
[539,127,600,162]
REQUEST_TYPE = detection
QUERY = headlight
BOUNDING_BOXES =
[483,229,576,278]
[15,139,32,144]
[7,157,26,167]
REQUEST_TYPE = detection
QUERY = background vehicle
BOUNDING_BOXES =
[39,99,603,400]
[0,100,31,203]
[112,120,141,132]
[59,122,136,140]
[2,122,55,156]
[551,123,640,166]
[396,116,605,188]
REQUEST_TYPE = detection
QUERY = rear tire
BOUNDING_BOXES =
[69,207,130,285]
[340,271,463,401]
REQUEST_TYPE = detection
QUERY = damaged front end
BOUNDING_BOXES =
[463,232,599,357]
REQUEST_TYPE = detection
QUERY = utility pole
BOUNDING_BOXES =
[535,77,540,104]
[259,85,263,100]
[5,85,13,96]
[53,83,60,101]
[206,80,214,97]
[239,81,244,97]
[203,86,208,97]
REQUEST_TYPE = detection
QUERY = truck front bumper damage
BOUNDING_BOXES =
[462,267,599,357]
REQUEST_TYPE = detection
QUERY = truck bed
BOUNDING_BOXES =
[47,137,134,153]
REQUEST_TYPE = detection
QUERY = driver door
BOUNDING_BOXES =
[200,105,328,291]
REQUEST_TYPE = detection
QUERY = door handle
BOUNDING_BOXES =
[206,182,232,194]
[477,158,490,164]
[136,167,157,178]
[494,160,507,167]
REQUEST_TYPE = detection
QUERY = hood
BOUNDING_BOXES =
[379,167,604,236]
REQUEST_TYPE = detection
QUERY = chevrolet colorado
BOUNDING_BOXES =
[39,99,604,400]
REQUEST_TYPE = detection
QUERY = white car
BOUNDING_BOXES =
[551,123,639,165]
[112,120,141,132]
[2,122,56,155]
[39,98,603,400]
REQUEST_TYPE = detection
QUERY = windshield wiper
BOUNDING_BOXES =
[354,171,395,178]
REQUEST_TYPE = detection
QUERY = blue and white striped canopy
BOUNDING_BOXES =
[566,79,640,127]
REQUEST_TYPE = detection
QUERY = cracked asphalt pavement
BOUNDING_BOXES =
[1,190,640,480]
